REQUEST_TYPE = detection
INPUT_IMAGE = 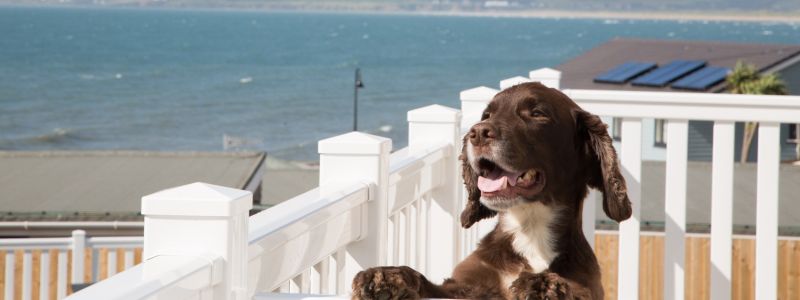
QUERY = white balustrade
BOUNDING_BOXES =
[565,88,800,299]
[246,105,461,298]
[755,122,780,300]
[247,184,370,294]
[71,230,86,287]
[664,119,688,300]
[319,132,392,291]
[710,121,735,300]
[7,68,799,300]
[67,182,252,299]
[617,118,643,300]
[22,250,31,300]
[40,250,50,300]
[406,104,461,280]
[4,251,13,300]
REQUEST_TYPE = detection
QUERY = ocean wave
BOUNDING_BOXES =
[0,128,90,149]
[29,128,84,144]
[78,73,124,81]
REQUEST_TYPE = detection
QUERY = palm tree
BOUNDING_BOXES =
[726,61,788,163]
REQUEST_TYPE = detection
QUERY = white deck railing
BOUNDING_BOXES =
[65,104,464,300]
[10,68,795,300]
[561,88,800,300]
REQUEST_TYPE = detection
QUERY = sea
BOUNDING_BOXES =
[1,6,799,161]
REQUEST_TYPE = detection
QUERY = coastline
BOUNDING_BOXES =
[398,9,800,24]
[2,3,800,24]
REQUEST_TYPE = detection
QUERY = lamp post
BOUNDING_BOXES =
[354,68,364,131]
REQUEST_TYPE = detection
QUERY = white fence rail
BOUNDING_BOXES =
[561,88,800,300]
[27,67,798,300]
[65,104,464,300]
[0,230,142,300]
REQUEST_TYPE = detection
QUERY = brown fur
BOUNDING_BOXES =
[352,82,631,299]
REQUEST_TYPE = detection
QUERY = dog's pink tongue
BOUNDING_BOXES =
[477,169,522,192]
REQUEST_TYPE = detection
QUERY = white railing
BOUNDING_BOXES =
[66,104,463,299]
[247,104,464,296]
[57,67,799,300]
[0,230,142,300]
[561,88,800,300]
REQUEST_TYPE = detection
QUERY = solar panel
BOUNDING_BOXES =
[672,66,731,91]
[593,62,657,84]
[631,60,706,87]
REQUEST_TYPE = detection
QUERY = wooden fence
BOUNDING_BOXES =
[0,248,143,300]
[595,231,800,300]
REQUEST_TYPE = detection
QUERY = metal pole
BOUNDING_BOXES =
[352,68,365,132]
[354,69,358,131]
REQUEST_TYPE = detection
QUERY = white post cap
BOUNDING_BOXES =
[318,131,392,155]
[459,86,499,102]
[529,67,562,89]
[141,182,252,217]
[500,76,534,90]
[408,104,461,123]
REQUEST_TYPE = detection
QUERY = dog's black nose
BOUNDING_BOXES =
[469,123,496,146]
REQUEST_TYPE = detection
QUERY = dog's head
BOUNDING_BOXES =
[460,82,631,228]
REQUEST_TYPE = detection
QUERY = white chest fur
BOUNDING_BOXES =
[501,202,559,274]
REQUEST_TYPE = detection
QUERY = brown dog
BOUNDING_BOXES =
[352,82,631,299]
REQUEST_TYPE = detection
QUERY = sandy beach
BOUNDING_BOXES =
[257,7,800,24]
[4,2,799,24]
[405,9,800,23]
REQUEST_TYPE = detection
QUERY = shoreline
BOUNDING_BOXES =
[3,4,800,24]
[393,9,800,24]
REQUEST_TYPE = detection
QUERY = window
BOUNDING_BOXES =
[612,118,621,141]
[790,123,799,143]
[654,119,667,147]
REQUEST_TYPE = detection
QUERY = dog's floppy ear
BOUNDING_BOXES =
[575,110,632,222]
[459,139,497,228]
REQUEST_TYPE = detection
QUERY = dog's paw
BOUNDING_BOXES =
[509,271,570,300]
[351,266,422,300]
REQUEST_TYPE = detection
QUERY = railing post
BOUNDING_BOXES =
[582,190,598,250]
[529,67,561,89]
[407,104,462,281]
[710,121,735,300]
[664,120,689,300]
[4,251,14,300]
[141,182,252,300]
[499,76,533,90]
[459,86,499,253]
[618,118,642,300]
[71,229,86,286]
[318,132,391,293]
[459,86,498,130]
[755,122,780,300]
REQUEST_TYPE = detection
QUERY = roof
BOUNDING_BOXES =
[557,38,800,92]
[0,151,265,221]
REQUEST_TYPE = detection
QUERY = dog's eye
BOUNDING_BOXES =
[531,110,545,117]
[481,112,491,120]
